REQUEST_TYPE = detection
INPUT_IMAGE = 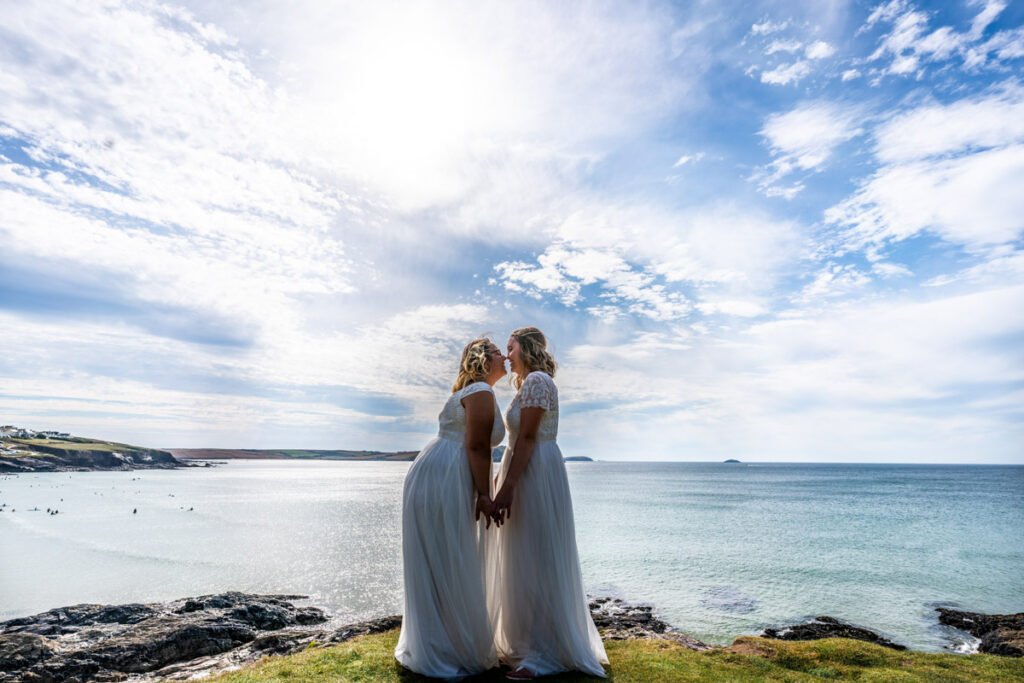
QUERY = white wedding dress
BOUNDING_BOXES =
[488,371,608,677]
[395,381,505,678]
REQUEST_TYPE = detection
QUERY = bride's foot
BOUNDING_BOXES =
[506,667,536,680]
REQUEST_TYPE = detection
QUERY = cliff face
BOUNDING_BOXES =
[0,440,185,473]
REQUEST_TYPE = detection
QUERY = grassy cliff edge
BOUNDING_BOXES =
[209,628,1024,682]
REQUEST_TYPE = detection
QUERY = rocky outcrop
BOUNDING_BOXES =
[761,616,907,650]
[937,608,1024,657]
[0,446,191,473]
[0,592,328,682]
[589,597,711,651]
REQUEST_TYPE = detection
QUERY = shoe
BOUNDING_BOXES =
[506,667,536,680]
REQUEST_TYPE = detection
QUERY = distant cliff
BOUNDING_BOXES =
[0,437,186,473]
[169,448,418,462]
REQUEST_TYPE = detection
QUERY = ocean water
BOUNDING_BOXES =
[1,460,1021,651]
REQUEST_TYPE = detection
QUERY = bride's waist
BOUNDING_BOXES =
[507,433,558,444]
[436,429,504,445]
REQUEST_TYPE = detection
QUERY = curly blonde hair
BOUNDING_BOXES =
[452,338,497,392]
[510,326,557,390]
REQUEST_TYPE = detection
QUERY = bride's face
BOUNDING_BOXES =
[485,343,507,383]
[507,336,523,376]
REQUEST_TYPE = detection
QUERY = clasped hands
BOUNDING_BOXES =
[475,486,514,528]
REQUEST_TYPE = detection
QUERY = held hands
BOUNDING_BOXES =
[490,483,515,527]
[475,493,497,529]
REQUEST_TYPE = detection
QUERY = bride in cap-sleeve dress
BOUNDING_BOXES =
[395,339,506,679]
[488,327,607,679]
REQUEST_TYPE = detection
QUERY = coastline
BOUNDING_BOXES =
[1,592,1019,682]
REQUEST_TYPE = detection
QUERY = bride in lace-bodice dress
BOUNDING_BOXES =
[395,339,506,679]
[488,327,608,679]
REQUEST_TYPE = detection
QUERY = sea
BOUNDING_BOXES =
[1,460,1021,652]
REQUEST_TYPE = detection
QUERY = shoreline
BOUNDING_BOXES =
[1,592,1019,682]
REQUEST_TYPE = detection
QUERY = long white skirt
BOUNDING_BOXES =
[487,440,608,677]
[395,436,497,678]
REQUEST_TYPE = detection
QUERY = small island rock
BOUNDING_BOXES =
[937,608,1024,657]
[762,616,906,650]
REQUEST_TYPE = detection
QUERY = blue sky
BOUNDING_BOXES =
[1,0,1022,462]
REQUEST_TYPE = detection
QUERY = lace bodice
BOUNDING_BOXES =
[437,382,505,446]
[505,371,559,443]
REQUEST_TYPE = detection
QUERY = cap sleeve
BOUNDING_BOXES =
[460,382,494,399]
[518,372,555,410]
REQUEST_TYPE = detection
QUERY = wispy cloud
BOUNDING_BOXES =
[862,0,1019,77]
[755,102,864,197]
[826,83,1024,251]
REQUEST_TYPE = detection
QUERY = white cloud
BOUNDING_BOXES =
[970,0,1008,39]
[841,68,862,81]
[492,200,803,325]
[695,300,768,317]
[925,249,1024,288]
[805,40,836,59]
[863,0,1018,77]
[978,26,1024,62]
[766,39,803,55]
[828,145,1024,250]
[495,245,692,322]
[672,152,706,168]
[760,60,812,85]
[827,85,1024,251]
[750,19,790,36]
[792,263,872,303]
[873,86,1024,162]
[756,102,863,195]
[549,202,802,291]
[872,261,913,278]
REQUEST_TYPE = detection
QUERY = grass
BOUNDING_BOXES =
[208,629,1024,682]
[8,437,144,453]
[11,440,128,450]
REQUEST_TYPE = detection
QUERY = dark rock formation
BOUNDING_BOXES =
[937,608,1024,657]
[0,592,328,682]
[762,615,907,650]
[589,597,711,651]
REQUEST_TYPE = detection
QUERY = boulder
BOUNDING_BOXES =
[762,615,906,650]
[937,608,1024,657]
[0,593,327,682]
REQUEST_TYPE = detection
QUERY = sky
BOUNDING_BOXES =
[1,0,1022,463]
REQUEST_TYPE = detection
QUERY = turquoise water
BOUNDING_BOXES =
[1,460,1021,651]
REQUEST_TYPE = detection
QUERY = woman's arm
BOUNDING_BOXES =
[492,405,543,522]
[462,390,496,523]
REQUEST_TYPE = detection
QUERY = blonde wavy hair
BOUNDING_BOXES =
[509,326,557,390]
[452,338,497,392]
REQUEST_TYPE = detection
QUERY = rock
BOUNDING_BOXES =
[0,633,56,671]
[0,593,327,682]
[325,615,403,644]
[762,616,906,650]
[937,608,1024,657]
[588,597,711,651]
[1,603,158,636]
